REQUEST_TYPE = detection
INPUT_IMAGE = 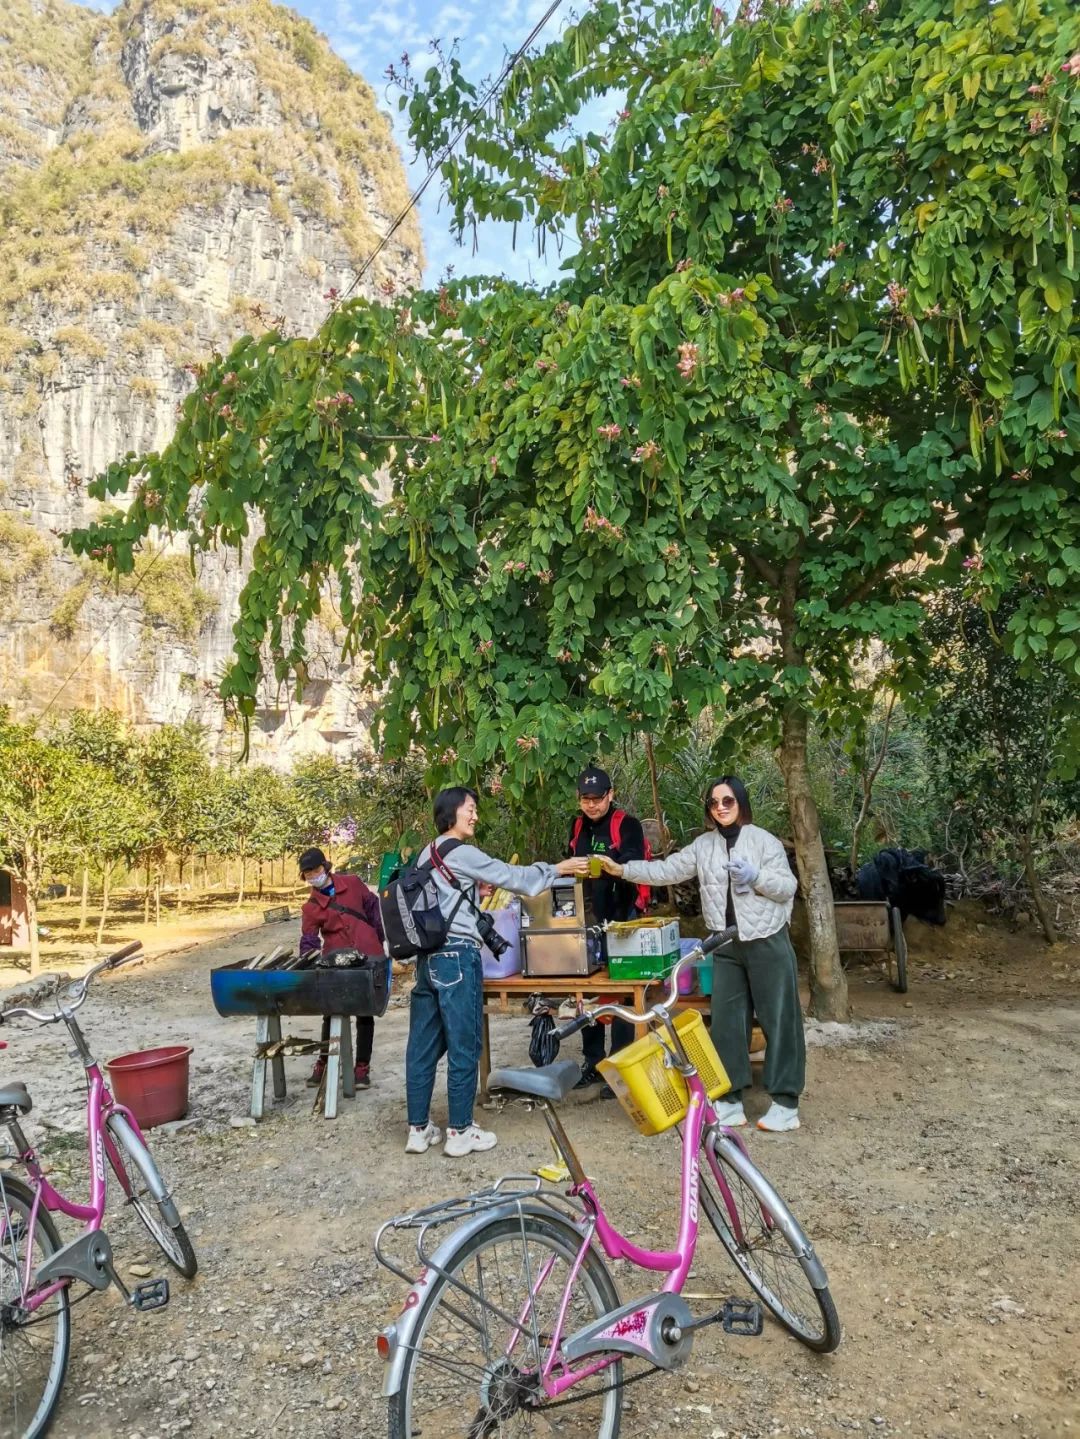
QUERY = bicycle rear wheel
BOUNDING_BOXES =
[389,1212,622,1439]
[105,1115,197,1278]
[0,1173,71,1439]
[699,1128,841,1352]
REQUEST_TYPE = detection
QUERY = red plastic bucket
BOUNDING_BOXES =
[106,1046,192,1129]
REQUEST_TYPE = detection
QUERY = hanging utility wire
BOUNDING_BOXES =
[331,0,567,310]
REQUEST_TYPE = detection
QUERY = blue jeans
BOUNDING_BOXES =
[406,940,483,1131]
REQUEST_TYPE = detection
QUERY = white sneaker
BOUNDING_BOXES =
[757,1102,800,1133]
[405,1122,443,1154]
[713,1098,748,1127]
[444,1124,498,1157]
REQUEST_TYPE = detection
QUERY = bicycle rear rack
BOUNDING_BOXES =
[374,1174,587,1284]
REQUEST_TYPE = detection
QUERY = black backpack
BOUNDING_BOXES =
[379,839,467,961]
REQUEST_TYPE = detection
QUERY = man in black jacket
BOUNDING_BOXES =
[566,767,646,1089]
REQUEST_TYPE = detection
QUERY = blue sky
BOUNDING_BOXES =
[72,0,576,287]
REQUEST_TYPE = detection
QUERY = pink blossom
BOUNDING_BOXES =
[886,281,908,310]
[515,735,540,751]
[773,196,794,215]
[323,287,340,301]
[677,342,700,380]
[489,777,503,794]
[962,555,982,571]
[536,569,553,583]
[1062,54,1080,78]
[429,432,442,444]
[583,507,626,541]
[536,358,559,373]
[676,259,693,272]
[597,423,623,441]
[618,109,631,121]
[478,638,494,654]
[1029,110,1048,134]
[440,747,458,763]
[632,440,661,463]
[662,541,681,560]
[619,375,642,389]
[730,287,746,302]
[827,241,847,259]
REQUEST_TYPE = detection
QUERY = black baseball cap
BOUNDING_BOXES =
[577,766,612,796]
[298,847,328,875]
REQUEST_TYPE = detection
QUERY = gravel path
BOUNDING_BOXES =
[2,909,1077,1439]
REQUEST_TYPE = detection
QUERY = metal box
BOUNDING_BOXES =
[521,879,586,930]
[522,928,601,977]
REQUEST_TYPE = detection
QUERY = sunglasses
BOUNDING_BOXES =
[709,795,737,810]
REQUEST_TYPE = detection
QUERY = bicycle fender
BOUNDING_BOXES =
[711,1132,831,1290]
[105,1113,182,1228]
[379,1201,591,1399]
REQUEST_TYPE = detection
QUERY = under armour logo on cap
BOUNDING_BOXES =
[577,766,612,796]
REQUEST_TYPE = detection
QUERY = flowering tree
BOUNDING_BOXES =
[69,0,1080,1018]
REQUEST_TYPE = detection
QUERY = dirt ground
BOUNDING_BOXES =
[2,903,1078,1439]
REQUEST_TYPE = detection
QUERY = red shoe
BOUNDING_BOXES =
[306,1057,326,1088]
[354,1063,371,1089]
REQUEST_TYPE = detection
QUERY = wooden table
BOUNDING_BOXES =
[480,970,762,1096]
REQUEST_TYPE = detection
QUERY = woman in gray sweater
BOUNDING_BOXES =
[596,776,804,1133]
[405,787,581,1158]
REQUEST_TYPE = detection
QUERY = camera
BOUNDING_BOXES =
[476,910,511,958]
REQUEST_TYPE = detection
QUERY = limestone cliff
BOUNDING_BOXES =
[0,0,421,760]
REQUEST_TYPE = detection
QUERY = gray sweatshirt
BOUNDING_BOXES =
[417,840,559,944]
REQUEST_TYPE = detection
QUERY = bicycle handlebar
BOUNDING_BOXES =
[552,926,738,1041]
[0,941,144,1025]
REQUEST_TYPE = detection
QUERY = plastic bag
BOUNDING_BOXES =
[528,1012,561,1068]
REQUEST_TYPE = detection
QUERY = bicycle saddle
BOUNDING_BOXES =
[487,1059,582,1103]
[0,1082,32,1114]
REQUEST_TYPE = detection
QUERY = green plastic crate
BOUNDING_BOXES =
[606,950,679,982]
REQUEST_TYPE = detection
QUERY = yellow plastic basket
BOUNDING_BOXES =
[597,1011,731,1136]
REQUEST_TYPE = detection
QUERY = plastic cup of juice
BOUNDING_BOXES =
[588,856,603,879]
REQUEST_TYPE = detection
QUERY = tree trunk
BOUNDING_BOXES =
[849,692,896,875]
[78,865,90,936]
[643,734,670,853]
[1020,832,1055,943]
[779,705,849,1021]
[154,870,162,927]
[237,855,246,908]
[96,867,111,948]
[258,860,264,898]
[25,852,41,977]
[176,855,184,913]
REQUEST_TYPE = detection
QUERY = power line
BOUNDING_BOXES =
[332,0,568,309]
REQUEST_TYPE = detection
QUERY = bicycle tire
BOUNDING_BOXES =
[105,1115,197,1279]
[699,1129,841,1353]
[0,1172,72,1439]
[388,1211,622,1439]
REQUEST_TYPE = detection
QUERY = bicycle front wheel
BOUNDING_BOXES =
[700,1128,841,1352]
[389,1212,622,1439]
[0,1172,71,1439]
[105,1115,197,1278]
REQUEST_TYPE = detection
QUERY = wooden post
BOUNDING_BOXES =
[251,1015,270,1120]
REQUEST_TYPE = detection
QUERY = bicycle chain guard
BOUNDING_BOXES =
[562,1292,695,1371]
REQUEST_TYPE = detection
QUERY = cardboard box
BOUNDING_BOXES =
[607,950,679,982]
[605,918,680,959]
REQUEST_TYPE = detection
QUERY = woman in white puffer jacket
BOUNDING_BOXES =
[598,776,805,1133]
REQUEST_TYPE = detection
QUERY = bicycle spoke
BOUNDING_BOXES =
[398,1217,620,1438]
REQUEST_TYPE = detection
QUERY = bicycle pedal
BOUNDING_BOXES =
[130,1278,170,1312]
[721,1298,763,1336]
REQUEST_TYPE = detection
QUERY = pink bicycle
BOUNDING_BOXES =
[375,928,839,1438]
[0,942,197,1439]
